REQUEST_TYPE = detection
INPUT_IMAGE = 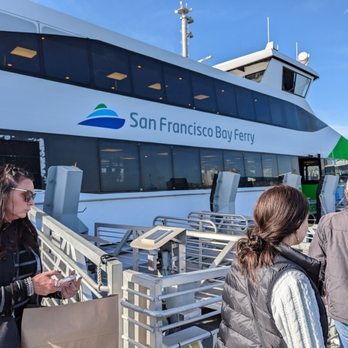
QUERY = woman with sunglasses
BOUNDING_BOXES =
[0,164,81,346]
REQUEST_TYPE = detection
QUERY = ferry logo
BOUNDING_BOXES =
[79,104,125,129]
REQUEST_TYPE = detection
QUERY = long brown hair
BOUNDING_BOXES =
[0,164,38,255]
[236,185,308,281]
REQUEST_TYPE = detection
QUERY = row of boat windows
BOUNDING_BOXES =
[0,31,325,132]
[99,140,300,192]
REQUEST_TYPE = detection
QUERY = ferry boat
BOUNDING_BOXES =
[0,0,347,229]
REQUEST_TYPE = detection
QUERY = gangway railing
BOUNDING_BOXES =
[188,211,254,235]
[122,266,229,348]
[28,206,123,347]
[153,212,253,235]
[92,223,240,347]
[153,215,217,232]
[94,222,240,271]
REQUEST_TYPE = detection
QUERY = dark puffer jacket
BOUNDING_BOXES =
[217,243,328,348]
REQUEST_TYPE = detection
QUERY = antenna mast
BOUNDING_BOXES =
[175,2,193,57]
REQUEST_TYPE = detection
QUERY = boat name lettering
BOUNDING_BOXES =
[129,113,254,144]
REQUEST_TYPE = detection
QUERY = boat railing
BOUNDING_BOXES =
[94,222,240,271]
[28,206,124,346]
[153,212,254,235]
[188,211,254,235]
[122,266,229,347]
[153,215,218,232]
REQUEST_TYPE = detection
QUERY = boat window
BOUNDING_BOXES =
[223,151,245,176]
[294,73,310,96]
[172,146,201,189]
[90,41,131,95]
[42,35,90,85]
[245,70,265,82]
[284,103,300,130]
[0,13,37,32]
[200,149,223,187]
[261,154,279,185]
[191,73,217,113]
[277,155,300,175]
[130,53,164,102]
[215,80,237,117]
[99,141,140,192]
[235,86,255,121]
[0,139,42,188]
[282,67,311,97]
[269,97,287,128]
[244,152,262,186]
[140,144,172,191]
[163,63,192,108]
[0,32,40,74]
[253,92,271,124]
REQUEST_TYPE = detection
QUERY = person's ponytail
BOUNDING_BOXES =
[236,228,274,282]
[235,185,309,282]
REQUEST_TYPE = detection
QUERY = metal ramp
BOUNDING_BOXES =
[28,206,328,348]
[28,206,123,347]
[92,221,240,347]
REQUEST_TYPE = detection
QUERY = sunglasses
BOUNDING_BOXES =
[11,188,36,202]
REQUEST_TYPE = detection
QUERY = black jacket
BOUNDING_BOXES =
[217,243,328,348]
[0,221,40,327]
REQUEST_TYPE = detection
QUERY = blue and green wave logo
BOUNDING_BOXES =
[79,104,125,129]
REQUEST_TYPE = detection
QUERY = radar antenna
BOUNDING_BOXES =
[175,2,194,57]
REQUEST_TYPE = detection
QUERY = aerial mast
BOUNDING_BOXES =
[175,1,193,57]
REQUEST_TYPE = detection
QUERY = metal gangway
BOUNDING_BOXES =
[28,206,124,347]
[28,204,336,347]
[93,221,240,347]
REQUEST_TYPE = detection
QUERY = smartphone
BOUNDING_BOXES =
[57,274,77,286]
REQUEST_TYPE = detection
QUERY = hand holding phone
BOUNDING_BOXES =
[56,274,77,287]
[56,273,82,299]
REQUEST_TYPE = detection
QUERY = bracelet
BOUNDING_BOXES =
[24,277,34,297]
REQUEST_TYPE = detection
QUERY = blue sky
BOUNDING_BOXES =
[32,0,348,138]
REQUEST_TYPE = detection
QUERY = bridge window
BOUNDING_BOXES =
[282,67,310,97]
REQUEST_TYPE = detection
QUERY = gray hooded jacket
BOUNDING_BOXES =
[309,208,348,325]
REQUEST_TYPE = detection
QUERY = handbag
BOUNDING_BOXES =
[0,315,20,348]
[21,295,119,348]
